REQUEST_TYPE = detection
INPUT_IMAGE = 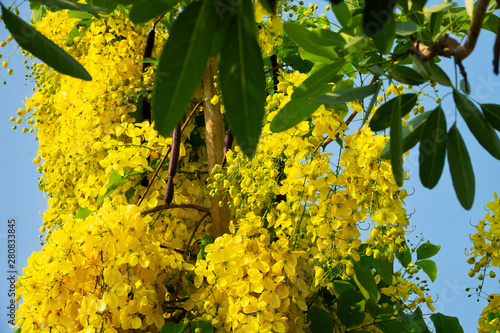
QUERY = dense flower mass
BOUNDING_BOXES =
[9,1,456,332]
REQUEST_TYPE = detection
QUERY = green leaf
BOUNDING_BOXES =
[396,21,418,36]
[30,0,108,12]
[430,11,444,38]
[337,289,366,328]
[415,259,438,282]
[427,61,453,87]
[430,313,464,333]
[96,171,131,205]
[381,111,432,159]
[160,321,185,333]
[154,1,213,137]
[416,241,441,261]
[292,62,344,100]
[219,0,265,157]
[372,259,393,285]
[480,103,500,131]
[372,14,395,54]
[309,29,346,47]
[363,0,397,37]
[333,280,356,295]
[332,1,351,28]
[91,0,118,12]
[424,2,457,13]
[465,0,473,18]
[75,207,92,220]
[197,235,215,260]
[376,319,409,333]
[283,22,338,59]
[369,94,418,132]
[30,3,46,24]
[125,187,136,203]
[447,124,475,210]
[396,246,412,268]
[419,105,447,189]
[390,95,404,187]
[314,83,380,105]
[129,0,175,24]
[453,90,500,160]
[1,4,92,81]
[307,306,334,333]
[460,79,470,95]
[389,65,427,85]
[190,320,214,333]
[399,308,432,333]
[353,262,378,300]
[259,0,277,14]
[270,98,322,133]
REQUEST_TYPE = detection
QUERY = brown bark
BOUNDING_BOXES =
[410,0,489,63]
[203,58,231,237]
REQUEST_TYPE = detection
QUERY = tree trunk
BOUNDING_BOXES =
[203,58,231,237]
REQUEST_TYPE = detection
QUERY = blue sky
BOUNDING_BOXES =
[0,1,499,332]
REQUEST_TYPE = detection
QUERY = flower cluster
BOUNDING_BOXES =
[12,2,437,333]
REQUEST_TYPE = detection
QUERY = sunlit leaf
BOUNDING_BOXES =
[283,22,338,59]
[1,4,91,81]
[75,207,92,219]
[314,83,380,105]
[396,21,418,36]
[447,124,475,210]
[30,0,107,12]
[331,1,351,28]
[416,241,441,261]
[292,62,344,99]
[415,259,437,282]
[424,2,457,13]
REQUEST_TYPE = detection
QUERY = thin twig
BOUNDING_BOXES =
[170,212,210,317]
[264,63,294,74]
[141,204,210,216]
[138,102,201,206]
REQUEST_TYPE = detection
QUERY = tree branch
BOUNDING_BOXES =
[410,0,489,63]
[141,204,210,216]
